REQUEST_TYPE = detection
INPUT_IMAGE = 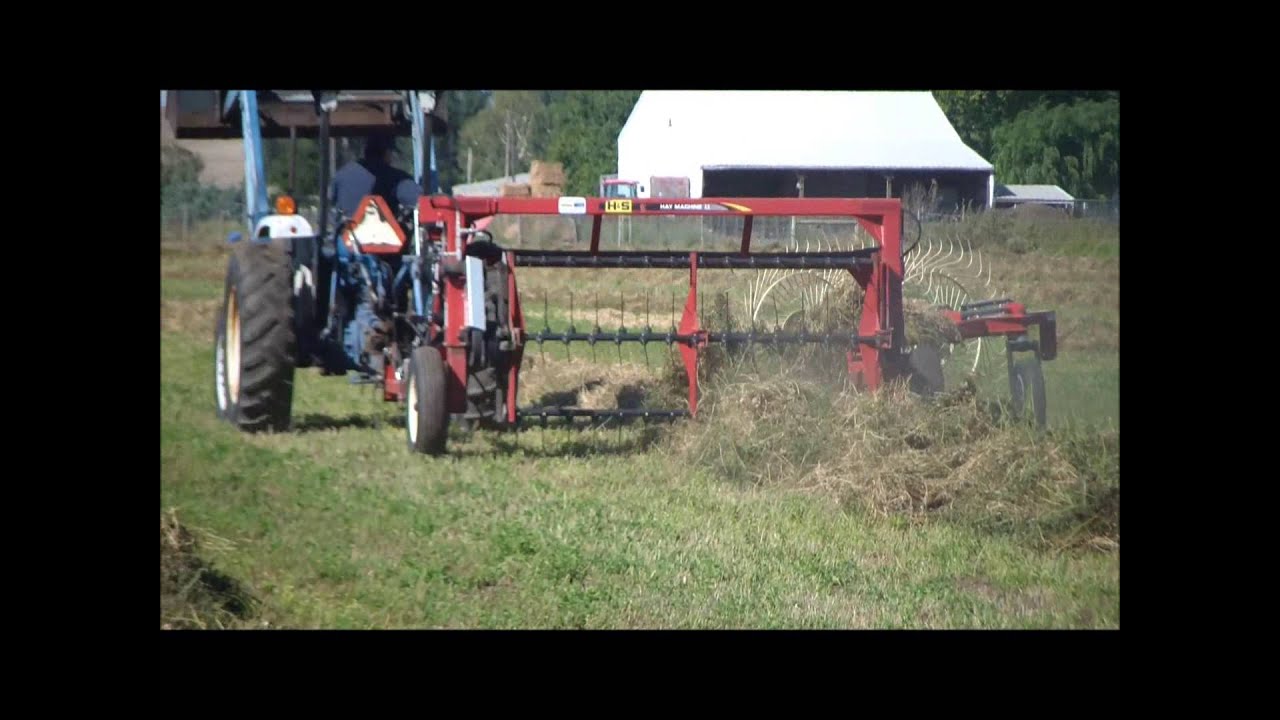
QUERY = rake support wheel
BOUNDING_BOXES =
[905,344,945,398]
[407,345,448,455]
[1008,352,1047,429]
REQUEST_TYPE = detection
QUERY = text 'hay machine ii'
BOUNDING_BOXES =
[191,90,1058,455]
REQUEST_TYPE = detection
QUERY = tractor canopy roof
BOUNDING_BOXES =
[163,90,448,140]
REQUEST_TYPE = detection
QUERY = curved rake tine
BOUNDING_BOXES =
[824,281,830,331]
[724,291,732,334]
[938,232,966,276]
[699,280,705,335]
[750,270,801,325]
[749,291,759,371]
[644,290,651,370]
[593,291,600,363]
[921,236,943,281]
[909,236,938,285]
[931,241,964,292]
[618,290,625,366]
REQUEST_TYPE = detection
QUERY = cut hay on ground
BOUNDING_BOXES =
[161,509,261,629]
[667,360,1118,551]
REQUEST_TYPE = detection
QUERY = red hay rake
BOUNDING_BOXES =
[406,195,1057,447]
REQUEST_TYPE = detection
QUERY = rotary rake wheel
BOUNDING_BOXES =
[741,210,1018,389]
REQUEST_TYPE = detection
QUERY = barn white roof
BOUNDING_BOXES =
[618,91,993,172]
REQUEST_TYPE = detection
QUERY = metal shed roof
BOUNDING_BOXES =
[994,184,1075,202]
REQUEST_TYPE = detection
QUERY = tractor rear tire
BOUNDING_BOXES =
[214,242,296,433]
[905,344,945,398]
[407,345,448,455]
[1009,355,1047,429]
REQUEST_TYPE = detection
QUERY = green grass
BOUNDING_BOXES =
[162,331,1117,628]
[160,215,1119,629]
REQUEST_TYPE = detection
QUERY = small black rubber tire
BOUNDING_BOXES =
[906,345,945,398]
[1010,355,1047,429]
[214,242,296,433]
[407,345,448,455]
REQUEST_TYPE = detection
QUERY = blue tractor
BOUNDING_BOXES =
[168,90,474,454]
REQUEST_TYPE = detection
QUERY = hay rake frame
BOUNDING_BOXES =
[415,195,1057,441]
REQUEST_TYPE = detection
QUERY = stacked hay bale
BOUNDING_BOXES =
[497,162,577,246]
[529,160,565,198]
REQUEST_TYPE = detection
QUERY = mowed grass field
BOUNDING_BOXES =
[160,211,1119,629]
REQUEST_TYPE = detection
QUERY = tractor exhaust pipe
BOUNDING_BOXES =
[316,103,332,243]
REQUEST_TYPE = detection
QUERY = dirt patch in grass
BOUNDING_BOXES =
[957,575,1058,620]
[162,298,220,338]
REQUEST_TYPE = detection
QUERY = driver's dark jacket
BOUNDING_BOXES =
[330,159,422,220]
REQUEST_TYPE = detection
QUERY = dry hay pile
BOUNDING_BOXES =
[666,363,1118,552]
[161,510,260,629]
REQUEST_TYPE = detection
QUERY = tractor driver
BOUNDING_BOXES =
[329,131,422,223]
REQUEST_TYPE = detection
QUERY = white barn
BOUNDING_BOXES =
[617,91,995,209]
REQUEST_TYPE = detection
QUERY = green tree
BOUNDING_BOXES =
[440,90,492,192]
[161,144,203,188]
[934,90,1017,159]
[264,137,322,199]
[935,90,1118,160]
[458,91,551,182]
[544,90,642,195]
[161,143,244,223]
[991,98,1119,199]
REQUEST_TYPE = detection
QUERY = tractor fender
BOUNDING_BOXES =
[253,214,315,241]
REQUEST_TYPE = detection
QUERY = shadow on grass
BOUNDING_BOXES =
[291,413,404,433]
[529,379,605,408]
[490,425,669,458]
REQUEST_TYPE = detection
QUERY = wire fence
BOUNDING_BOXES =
[160,191,1118,249]
[989,198,1119,222]
[161,191,323,243]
